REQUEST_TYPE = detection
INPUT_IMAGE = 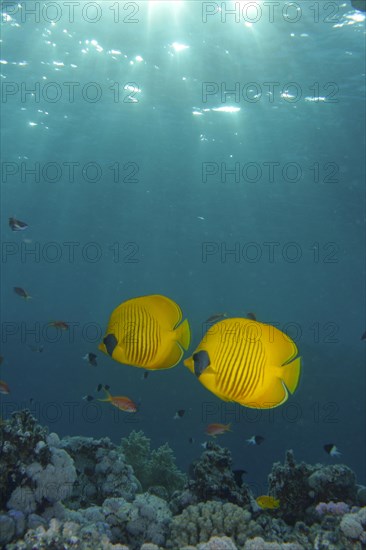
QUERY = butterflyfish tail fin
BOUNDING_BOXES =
[175,318,190,350]
[281,356,301,394]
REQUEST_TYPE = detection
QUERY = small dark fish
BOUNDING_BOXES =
[9,217,28,231]
[83,353,97,367]
[361,331,366,340]
[174,409,185,420]
[324,443,341,457]
[142,371,149,380]
[188,461,197,479]
[48,321,69,330]
[201,441,215,450]
[0,355,3,365]
[28,345,44,353]
[233,469,248,487]
[205,313,227,324]
[246,435,265,445]
[0,380,10,395]
[13,287,32,300]
[247,312,256,321]
[83,395,94,402]
[188,437,195,444]
[97,384,110,392]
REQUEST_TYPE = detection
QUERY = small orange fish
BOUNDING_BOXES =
[14,287,32,300]
[48,321,69,330]
[205,423,231,437]
[97,387,137,413]
[0,380,10,394]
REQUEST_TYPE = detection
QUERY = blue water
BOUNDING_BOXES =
[1,1,365,495]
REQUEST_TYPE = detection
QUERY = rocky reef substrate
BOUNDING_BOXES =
[1,410,365,549]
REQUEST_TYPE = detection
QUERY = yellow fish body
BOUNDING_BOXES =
[99,294,190,370]
[256,495,280,510]
[184,318,301,409]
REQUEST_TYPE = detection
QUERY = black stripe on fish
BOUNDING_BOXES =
[193,350,210,378]
[103,334,117,356]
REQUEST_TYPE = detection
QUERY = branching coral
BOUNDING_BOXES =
[121,431,186,496]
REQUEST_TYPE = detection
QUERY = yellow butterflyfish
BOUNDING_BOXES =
[184,318,301,409]
[99,294,190,370]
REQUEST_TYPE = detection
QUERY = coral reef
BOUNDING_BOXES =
[267,450,358,524]
[60,435,140,507]
[0,410,76,518]
[243,539,303,549]
[1,410,365,550]
[121,431,186,496]
[2,494,171,550]
[310,505,366,548]
[315,501,350,516]
[185,441,250,506]
[340,507,366,544]
[267,450,315,524]
[4,517,128,549]
[0,410,50,509]
[198,536,238,549]
[307,463,357,502]
[166,501,252,549]
[101,494,172,548]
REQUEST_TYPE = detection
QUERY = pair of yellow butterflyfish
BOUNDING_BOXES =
[98,295,301,409]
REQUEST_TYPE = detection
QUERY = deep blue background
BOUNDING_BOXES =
[1,1,365,494]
